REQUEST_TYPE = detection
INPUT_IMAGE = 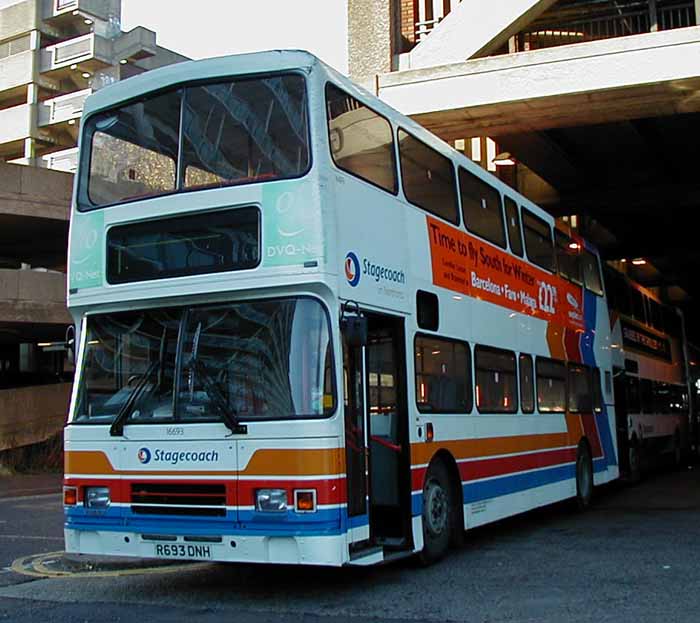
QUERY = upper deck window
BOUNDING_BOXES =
[87,90,181,207]
[325,84,397,194]
[522,209,555,272]
[81,73,310,209]
[459,167,506,248]
[582,249,604,296]
[398,129,459,224]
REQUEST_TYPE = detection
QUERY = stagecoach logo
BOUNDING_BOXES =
[567,293,580,310]
[137,447,152,464]
[345,251,361,287]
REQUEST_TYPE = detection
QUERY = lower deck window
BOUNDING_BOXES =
[536,358,566,413]
[475,346,517,413]
[415,335,472,413]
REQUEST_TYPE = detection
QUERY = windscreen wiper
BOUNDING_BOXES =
[110,359,159,437]
[190,357,246,435]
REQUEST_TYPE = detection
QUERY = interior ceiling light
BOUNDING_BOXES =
[119,59,128,65]
[82,72,91,78]
[493,152,516,166]
[84,18,93,25]
[70,64,78,70]
[632,258,647,266]
[568,242,580,250]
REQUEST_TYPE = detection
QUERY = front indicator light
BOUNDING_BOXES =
[63,486,77,506]
[255,489,287,512]
[294,489,317,513]
[84,486,111,509]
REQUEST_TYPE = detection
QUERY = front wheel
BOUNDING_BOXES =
[575,442,593,510]
[419,461,453,565]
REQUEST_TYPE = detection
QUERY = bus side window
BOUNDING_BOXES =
[458,166,506,248]
[325,83,397,194]
[522,209,555,272]
[415,335,472,413]
[555,230,582,284]
[536,357,567,413]
[474,346,518,414]
[398,128,459,225]
[504,197,523,257]
[582,249,604,296]
[626,375,641,413]
[568,363,592,413]
[519,353,534,413]
[416,290,439,331]
[592,368,604,413]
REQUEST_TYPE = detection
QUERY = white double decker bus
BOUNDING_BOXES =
[64,50,618,566]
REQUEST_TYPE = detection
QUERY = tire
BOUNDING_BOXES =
[419,461,453,565]
[628,440,641,484]
[575,441,594,510]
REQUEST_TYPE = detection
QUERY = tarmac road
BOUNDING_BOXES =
[1,468,700,623]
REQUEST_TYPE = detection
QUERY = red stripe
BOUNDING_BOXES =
[564,328,582,363]
[410,447,577,490]
[580,414,603,458]
[238,477,345,506]
[64,476,345,506]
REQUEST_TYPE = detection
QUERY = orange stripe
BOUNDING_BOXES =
[64,448,343,478]
[65,451,116,475]
[546,321,566,360]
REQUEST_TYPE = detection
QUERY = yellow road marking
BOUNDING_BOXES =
[11,551,210,579]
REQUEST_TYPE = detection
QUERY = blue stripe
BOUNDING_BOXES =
[349,514,369,528]
[462,463,576,503]
[66,505,343,537]
[410,462,578,517]
[580,287,617,469]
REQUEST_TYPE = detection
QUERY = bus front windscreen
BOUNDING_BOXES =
[83,73,310,208]
[74,298,335,425]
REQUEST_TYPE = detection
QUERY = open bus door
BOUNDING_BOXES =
[341,308,412,560]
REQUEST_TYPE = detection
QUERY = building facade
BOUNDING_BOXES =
[0,0,186,173]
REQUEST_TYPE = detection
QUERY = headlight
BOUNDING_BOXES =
[84,486,111,509]
[255,489,287,512]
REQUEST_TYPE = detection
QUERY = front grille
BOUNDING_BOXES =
[131,483,227,517]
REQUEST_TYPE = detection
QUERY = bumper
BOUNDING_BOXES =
[64,527,348,566]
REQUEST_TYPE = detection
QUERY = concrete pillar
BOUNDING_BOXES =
[348,0,395,85]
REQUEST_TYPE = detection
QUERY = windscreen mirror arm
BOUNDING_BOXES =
[65,325,76,366]
[340,300,367,348]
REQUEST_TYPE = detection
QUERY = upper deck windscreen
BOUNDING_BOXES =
[81,73,310,209]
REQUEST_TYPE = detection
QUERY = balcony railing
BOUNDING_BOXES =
[46,0,111,22]
[522,1,696,51]
[414,0,462,42]
[39,147,79,172]
[40,32,110,74]
[39,88,91,126]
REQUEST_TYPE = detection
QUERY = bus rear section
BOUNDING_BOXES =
[604,265,690,479]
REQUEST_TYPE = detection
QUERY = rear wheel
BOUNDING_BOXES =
[419,461,453,565]
[575,442,593,509]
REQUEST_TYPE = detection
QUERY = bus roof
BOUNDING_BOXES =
[83,49,325,118]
